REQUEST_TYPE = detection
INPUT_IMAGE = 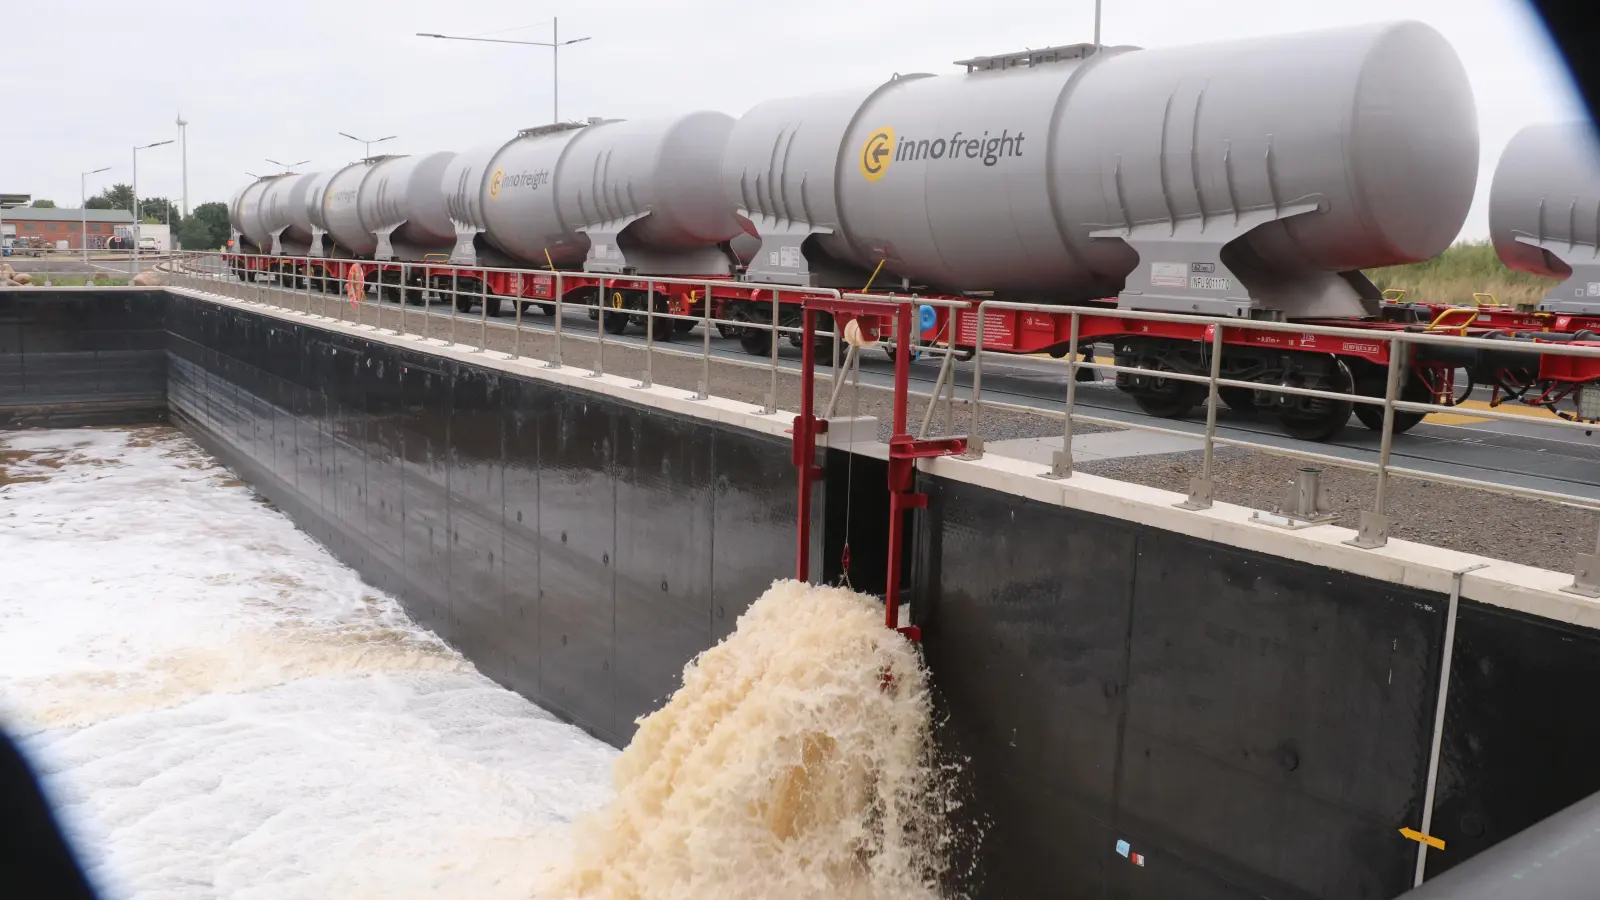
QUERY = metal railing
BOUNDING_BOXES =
[0,248,155,285]
[157,250,1600,594]
[160,250,852,412]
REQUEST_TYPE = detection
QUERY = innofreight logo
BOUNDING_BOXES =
[860,126,1028,180]
[859,127,895,182]
[489,167,551,200]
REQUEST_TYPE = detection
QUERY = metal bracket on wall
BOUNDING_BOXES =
[1347,509,1391,550]
[1563,530,1600,598]
[1410,562,1490,887]
[1250,467,1337,530]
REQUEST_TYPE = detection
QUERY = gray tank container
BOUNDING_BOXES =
[357,151,458,261]
[446,114,744,275]
[297,170,335,257]
[252,172,320,256]
[723,21,1478,319]
[230,176,290,254]
[314,158,399,258]
[1490,122,1600,314]
[226,185,247,250]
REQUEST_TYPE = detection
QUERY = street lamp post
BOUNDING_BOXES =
[80,166,111,264]
[267,158,311,173]
[176,114,189,217]
[417,19,591,123]
[338,133,395,159]
[132,139,174,272]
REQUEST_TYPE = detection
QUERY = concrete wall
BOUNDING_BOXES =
[163,293,798,746]
[0,290,167,427]
[916,479,1443,897]
[904,452,1600,900]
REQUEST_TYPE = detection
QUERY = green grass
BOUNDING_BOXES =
[1364,240,1560,308]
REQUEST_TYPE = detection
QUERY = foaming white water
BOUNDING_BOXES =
[543,580,961,900]
[0,428,617,899]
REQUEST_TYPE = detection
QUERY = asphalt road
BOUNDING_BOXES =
[5,256,157,278]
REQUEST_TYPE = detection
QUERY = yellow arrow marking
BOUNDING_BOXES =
[1399,827,1445,851]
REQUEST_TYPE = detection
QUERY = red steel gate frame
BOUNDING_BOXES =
[793,298,966,642]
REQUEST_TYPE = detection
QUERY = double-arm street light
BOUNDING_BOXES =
[267,158,311,173]
[80,166,111,264]
[339,133,395,159]
[417,19,591,123]
[132,139,173,270]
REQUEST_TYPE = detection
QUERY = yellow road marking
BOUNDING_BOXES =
[1424,412,1493,425]
[1452,398,1559,420]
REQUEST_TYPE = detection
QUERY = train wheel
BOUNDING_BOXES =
[815,328,839,367]
[1133,383,1206,418]
[716,323,738,339]
[734,307,772,355]
[1278,361,1355,442]
[484,295,503,318]
[673,319,697,336]
[601,291,630,335]
[1352,371,1428,435]
[1219,386,1258,413]
[1130,363,1206,418]
[538,302,557,316]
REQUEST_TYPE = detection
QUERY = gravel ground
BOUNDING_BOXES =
[175,274,1591,572]
[1079,447,1597,570]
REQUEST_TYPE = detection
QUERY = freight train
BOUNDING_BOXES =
[224,20,1600,442]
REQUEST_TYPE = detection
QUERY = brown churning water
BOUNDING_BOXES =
[540,580,968,900]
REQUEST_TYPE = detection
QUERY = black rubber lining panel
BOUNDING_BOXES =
[916,474,1449,900]
[1423,600,1600,880]
[160,293,797,748]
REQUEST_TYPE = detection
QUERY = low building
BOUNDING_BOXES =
[0,207,137,251]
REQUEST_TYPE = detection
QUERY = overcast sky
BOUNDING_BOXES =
[4,0,1587,240]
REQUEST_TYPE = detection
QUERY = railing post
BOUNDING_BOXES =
[764,290,779,415]
[398,263,407,336]
[592,276,607,377]
[1044,312,1082,479]
[641,279,655,389]
[1347,336,1404,548]
[1565,527,1600,598]
[513,274,524,359]
[695,281,712,400]
[959,302,987,459]
[478,271,488,352]
[419,269,429,336]
[449,271,459,345]
[546,273,565,369]
[1178,321,1225,509]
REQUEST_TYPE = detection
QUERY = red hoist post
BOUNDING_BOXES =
[794,300,965,642]
[792,305,827,584]
[882,302,966,641]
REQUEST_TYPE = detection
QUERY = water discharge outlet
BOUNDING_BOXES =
[540,580,968,900]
